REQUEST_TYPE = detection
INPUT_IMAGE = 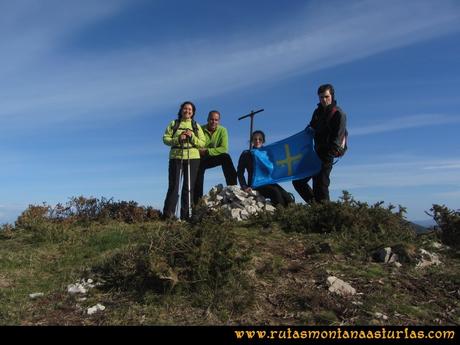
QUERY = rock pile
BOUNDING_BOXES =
[203,184,276,221]
[371,245,442,269]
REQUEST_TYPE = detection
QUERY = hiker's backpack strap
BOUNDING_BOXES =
[172,119,199,137]
[171,119,181,137]
[191,120,199,136]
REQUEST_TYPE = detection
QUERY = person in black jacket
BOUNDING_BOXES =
[237,130,293,207]
[292,84,347,203]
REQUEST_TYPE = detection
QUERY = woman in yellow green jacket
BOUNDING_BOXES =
[162,101,206,220]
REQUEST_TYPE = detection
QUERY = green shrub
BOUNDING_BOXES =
[0,223,15,239]
[14,196,161,229]
[92,216,252,314]
[14,205,69,242]
[428,204,460,249]
[15,204,51,231]
[251,191,415,256]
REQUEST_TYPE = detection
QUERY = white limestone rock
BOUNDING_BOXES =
[327,276,356,296]
[87,303,106,315]
[416,249,442,269]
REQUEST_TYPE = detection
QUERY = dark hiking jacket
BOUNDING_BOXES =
[309,101,347,160]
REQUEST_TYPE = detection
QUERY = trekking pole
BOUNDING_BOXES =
[176,139,184,219]
[238,109,264,149]
[187,136,192,219]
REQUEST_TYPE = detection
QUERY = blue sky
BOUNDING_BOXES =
[1,0,459,224]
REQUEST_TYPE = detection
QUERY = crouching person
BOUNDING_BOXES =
[194,110,237,204]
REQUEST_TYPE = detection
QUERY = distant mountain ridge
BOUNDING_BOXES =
[413,219,436,227]
[411,219,436,233]
[409,222,428,234]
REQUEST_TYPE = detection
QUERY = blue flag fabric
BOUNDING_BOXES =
[251,128,322,188]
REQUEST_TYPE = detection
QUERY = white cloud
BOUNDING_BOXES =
[351,114,460,136]
[332,158,460,190]
[423,163,460,170]
[434,189,460,199]
[1,0,459,126]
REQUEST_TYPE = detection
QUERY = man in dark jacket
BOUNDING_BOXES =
[292,84,347,203]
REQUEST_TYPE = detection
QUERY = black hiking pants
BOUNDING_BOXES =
[163,158,200,220]
[256,184,293,207]
[292,158,333,203]
[194,153,237,204]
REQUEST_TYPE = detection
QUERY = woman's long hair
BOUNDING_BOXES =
[177,101,196,120]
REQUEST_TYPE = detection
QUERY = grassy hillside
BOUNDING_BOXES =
[0,196,459,325]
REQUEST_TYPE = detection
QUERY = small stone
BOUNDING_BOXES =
[327,276,356,296]
[87,303,106,315]
[265,204,276,213]
[29,293,44,299]
[67,283,87,294]
[375,312,388,320]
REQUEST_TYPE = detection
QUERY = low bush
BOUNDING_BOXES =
[14,196,161,230]
[428,204,460,249]
[92,215,252,315]
[250,191,416,256]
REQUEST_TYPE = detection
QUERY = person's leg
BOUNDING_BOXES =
[275,184,294,207]
[194,161,206,204]
[181,159,200,219]
[163,159,181,218]
[194,154,237,203]
[256,184,283,206]
[193,156,219,203]
[220,153,238,185]
[271,184,289,207]
[292,177,314,203]
[313,160,333,202]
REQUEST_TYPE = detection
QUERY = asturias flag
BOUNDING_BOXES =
[251,128,322,188]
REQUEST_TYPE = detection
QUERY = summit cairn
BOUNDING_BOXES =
[202,184,276,221]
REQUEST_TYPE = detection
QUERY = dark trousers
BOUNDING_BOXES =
[292,159,333,203]
[163,158,200,219]
[256,184,293,207]
[194,153,237,204]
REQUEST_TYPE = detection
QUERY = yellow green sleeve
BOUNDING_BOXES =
[163,121,179,147]
[208,127,228,156]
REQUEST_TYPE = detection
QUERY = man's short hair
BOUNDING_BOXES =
[207,110,221,120]
[317,84,335,100]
